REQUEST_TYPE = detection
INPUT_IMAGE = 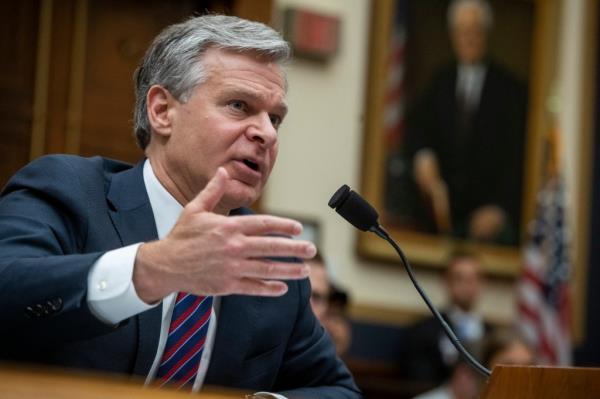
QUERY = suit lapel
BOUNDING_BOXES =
[106,160,158,245]
[106,160,163,377]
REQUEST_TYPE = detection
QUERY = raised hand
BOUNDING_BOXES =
[133,167,316,303]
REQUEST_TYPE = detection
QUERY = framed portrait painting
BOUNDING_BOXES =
[358,0,556,276]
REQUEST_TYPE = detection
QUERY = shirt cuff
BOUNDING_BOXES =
[252,392,288,399]
[87,243,158,324]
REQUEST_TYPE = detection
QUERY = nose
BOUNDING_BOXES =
[246,112,277,148]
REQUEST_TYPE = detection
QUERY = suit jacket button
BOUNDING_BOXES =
[25,306,40,318]
[48,298,63,312]
[34,303,46,317]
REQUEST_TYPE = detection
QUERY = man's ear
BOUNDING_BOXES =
[147,85,175,137]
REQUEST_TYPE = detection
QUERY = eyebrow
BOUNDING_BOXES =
[222,86,288,116]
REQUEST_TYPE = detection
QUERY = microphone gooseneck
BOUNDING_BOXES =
[328,185,491,378]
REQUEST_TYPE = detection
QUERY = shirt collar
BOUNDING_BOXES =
[143,159,183,239]
[458,62,485,75]
[448,305,482,324]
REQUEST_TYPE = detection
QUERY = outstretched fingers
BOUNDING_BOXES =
[240,235,316,260]
[231,214,304,237]
[234,278,290,297]
[240,259,310,281]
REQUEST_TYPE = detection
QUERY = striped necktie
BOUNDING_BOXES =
[156,293,213,389]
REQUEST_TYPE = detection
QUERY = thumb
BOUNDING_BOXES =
[186,167,229,214]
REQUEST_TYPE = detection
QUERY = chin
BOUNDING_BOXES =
[222,188,259,210]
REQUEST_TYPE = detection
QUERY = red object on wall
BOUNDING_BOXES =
[284,8,340,60]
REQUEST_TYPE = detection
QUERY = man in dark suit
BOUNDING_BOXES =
[0,15,361,399]
[403,0,527,245]
[402,251,492,386]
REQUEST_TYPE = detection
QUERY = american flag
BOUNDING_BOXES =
[517,176,572,365]
[383,1,407,149]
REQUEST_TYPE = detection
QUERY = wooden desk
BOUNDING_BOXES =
[480,365,600,399]
[0,366,247,399]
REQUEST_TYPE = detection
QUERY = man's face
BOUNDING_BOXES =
[160,48,287,210]
[451,5,488,64]
[446,257,482,312]
[309,263,330,322]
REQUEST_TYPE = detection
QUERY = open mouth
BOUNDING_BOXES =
[243,159,259,172]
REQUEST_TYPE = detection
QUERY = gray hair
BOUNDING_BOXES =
[133,14,291,150]
[447,0,494,31]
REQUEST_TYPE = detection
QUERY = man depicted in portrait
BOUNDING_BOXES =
[401,0,527,245]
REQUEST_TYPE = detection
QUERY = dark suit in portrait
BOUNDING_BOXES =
[0,155,360,398]
[401,60,527,244]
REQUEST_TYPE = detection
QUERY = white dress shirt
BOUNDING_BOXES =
[438,306,485,366]
[456,63,487,111]
[86,160,285,398]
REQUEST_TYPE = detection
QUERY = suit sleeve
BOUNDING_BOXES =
[0,156,120,344]
[273,279,362,399]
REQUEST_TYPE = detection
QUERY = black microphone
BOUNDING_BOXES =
[328,185,379,232]
[328,185,491,378]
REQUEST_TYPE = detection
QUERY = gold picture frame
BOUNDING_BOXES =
[358,0,557,277]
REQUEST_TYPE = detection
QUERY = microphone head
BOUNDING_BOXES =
[328,185,379,231]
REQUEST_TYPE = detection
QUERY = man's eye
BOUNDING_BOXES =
[228,100,246,111]
[270,114,282,129]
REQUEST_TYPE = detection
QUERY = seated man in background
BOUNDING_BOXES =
[402,251,491,386]
[412,347,481,399]
[324,284,352,357]
[308,253,332,323]
[308,253,352,357]
[412,329,535,399]
[0,14,360,399]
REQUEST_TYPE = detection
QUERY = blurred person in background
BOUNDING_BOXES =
[308,254,352,357]
[403,251,491,386]
[471,329,536,397]
[308,253,331,323]
[324,284,352,358]
[411,329,535,398]
[481,328,536,369]
[412,350,481,399]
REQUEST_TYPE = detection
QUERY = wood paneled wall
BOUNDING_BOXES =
[0,1,40,185]
[0,0,273,186]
